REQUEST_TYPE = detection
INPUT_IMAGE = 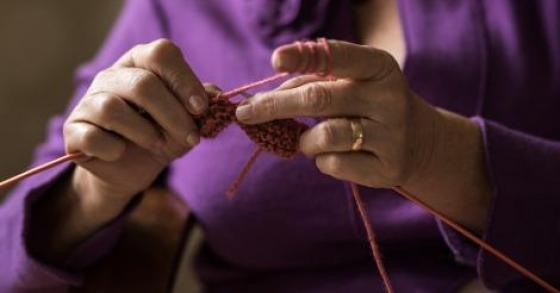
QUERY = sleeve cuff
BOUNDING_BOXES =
[438,116,560,290]
[62,194,142,271]
[16,162,140,289]
[13,162,81,289]
[436,220,479,267]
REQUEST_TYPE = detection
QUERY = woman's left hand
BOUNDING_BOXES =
[236,40,492,233]
[236,40,439,189]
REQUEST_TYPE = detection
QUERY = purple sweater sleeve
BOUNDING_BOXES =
[438,117,560,290]
[0,0,167,291]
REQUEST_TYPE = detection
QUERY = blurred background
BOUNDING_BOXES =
[0,1,123,199]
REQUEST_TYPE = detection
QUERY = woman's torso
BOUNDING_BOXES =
[153,0,559,291]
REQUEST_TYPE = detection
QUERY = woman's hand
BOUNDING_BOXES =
[237,40,492,233]
[237,40,437,188]
[65,39,207,208]
[32,39,208,261]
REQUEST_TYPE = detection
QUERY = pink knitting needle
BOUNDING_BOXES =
[392,186,560,293]
[0,152,84,189]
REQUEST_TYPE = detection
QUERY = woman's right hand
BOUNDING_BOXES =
[48,39,206,249]
[29,39,209,262]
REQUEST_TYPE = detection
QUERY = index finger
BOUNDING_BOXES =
[271,39,398,81]
[114,39,208,114]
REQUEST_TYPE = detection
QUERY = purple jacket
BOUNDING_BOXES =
[1,0,559,292]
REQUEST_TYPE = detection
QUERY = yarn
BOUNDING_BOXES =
[225,147,262,198]
[0,152,83,189]
[351,183,394,293]
[196,94,308,158]
[0,38,558,293]
[195,85,309,196]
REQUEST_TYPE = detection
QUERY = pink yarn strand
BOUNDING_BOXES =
[0,152,83,189]
[226,147,263,198]
[350,183,394,293]
[218,72,289,100]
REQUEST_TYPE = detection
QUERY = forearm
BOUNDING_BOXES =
[404,102,493,234]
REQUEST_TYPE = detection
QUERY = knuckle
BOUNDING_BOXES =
[97,94,121,113]
[129,70,158,96]
[383,50,399,68]
[327,156,343,174]
[96,95,123,123]
[318,155,344,175]
[146,38,180,63]
[165,69,185,92]
[376,50,399,79]
[317,122,336,150]
[92,68,111,82]
[332,40,350,66]
[171,111,189,129]
[301,83,332,113]
[260,95,279,117]
[62,122,76,152]
[347,81,370,108]
[89,69,113,91]
[138,127,161,148]
[80,126,98,151]
[131,43,145,53]
[111,144,126,161]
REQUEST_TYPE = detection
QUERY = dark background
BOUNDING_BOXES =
[0,1,123,198]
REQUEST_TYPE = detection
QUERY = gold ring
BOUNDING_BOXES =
[350,119,364,151]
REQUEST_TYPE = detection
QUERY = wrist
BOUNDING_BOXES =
[71,167,135,229]
[403,104,492,233]
[403,95,444,189]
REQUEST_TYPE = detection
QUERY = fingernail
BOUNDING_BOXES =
[188,95,206,113]
[236,104,252,121]
[186,133,200,147]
